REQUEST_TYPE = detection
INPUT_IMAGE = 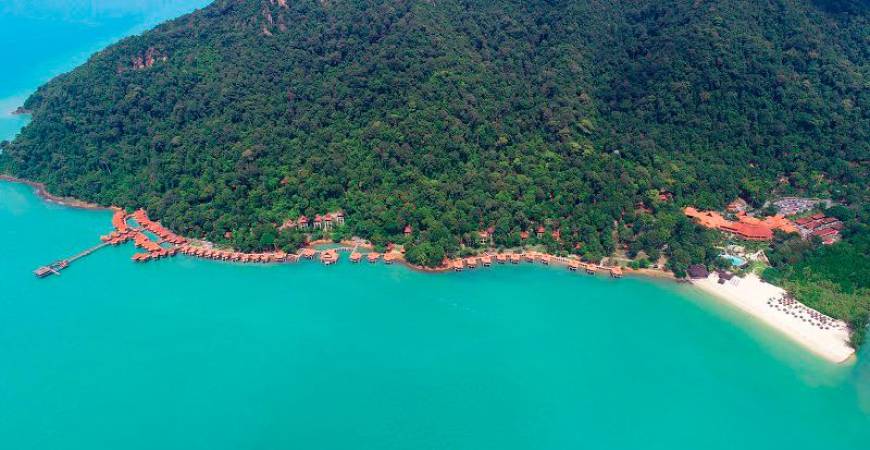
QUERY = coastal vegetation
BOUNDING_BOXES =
[0,1,867,338]
[764,222,870,347]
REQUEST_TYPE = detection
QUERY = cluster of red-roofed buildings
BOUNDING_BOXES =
[794,213,843,244]
[685,197,846,246]
[684,206,798,241]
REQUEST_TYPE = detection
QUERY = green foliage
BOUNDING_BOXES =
[765,231,870,346]
[0,0,866,280]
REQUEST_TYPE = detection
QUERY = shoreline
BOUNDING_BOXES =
[690,274,855,364]
[2,177,853,363]
[0,177,676,282]
[0,175,109,210]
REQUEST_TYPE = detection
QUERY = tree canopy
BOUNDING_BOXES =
[1,0,867,264]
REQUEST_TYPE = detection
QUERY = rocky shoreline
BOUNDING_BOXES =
[0,175,109,210]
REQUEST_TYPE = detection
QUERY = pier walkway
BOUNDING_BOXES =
[33,242,110,278]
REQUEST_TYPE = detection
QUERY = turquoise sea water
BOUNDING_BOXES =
[1,2,869,449]
[3,181,870,449]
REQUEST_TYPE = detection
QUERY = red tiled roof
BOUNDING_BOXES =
[813,228,838,237]
[719,223,773,240]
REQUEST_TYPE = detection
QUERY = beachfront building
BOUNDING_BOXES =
[687,264,709,279]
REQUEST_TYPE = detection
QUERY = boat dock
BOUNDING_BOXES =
[33,241,109,278]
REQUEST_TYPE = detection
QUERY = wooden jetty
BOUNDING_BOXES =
[34,242,109,278]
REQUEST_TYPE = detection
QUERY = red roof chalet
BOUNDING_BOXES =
[404,225,412,235]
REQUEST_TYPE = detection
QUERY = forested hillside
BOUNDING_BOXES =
[1,0,867,270]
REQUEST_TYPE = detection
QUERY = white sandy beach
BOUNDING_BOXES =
[692,274,855,363]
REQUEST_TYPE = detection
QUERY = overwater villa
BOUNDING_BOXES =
[320,250,338,265]
[350,252,362,263]
[384,252,399,264]
[367,252,381,263]
[465,257,477,268]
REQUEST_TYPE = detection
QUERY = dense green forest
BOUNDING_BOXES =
[1,0,867,274]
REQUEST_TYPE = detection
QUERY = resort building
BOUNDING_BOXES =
[718,222,773,241]
[726,198,749,213]
[684,207,797,241]
[687,264,709,279]
[477,230,492,245]
[795,213,843,244]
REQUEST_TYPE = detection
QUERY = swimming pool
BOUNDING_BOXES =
[720,254,747,267]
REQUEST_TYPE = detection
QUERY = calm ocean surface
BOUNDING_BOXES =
[1,2,869,449]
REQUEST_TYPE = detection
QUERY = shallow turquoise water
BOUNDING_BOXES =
[1,1,870,448]
[2,180,869,449]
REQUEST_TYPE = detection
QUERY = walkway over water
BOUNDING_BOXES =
[33,241,109,278]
